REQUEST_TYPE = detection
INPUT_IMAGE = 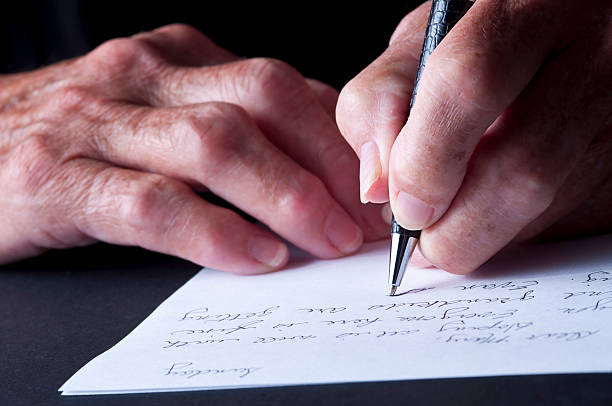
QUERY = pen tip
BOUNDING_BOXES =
[389,286,397,296]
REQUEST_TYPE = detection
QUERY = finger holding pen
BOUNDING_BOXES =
[338,0,612,274]
[336,2,431,205]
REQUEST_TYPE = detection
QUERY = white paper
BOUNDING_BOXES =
[60,234,612,395]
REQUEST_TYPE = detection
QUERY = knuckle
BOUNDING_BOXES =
[337,81,406,149]
[121,175,184,233]
[203,101,251,125]
[156,23,207,43]
[245,57,299,84]
[336,82,363,131]
[389,6,430,48]
[239,57,309,102]
[423,56,500,117]
[275,171,327,224]
[178,103,250,175]
[86,37,161,80]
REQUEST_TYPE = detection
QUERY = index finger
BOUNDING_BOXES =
[388,0,560,230]
[336,1,431,203]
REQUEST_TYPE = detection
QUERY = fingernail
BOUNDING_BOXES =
[359,141,382,204]
[248,235,288,268]
[394,191,434,229]
[325,208,363,254]
[381,202,393,225]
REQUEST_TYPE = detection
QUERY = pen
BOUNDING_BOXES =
[389,0,473,296]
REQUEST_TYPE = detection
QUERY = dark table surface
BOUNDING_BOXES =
[2,243,611,406]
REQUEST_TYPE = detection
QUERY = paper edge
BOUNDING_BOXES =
[60,368,612,395]
[59,269,207,392]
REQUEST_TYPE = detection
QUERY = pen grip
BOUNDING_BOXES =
[410,0,472,110]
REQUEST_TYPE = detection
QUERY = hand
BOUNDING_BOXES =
[0,24,387,272]
[337,1,612,274]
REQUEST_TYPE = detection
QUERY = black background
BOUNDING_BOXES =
[1,1,611,405]
[1,0,417,90]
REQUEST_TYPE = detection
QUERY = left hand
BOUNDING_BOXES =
[0,24,388,272]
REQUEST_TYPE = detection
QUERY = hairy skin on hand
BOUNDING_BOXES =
[0,24,388,272]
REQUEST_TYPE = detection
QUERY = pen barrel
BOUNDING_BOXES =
[390,0,472,234]
[410,0,472,110]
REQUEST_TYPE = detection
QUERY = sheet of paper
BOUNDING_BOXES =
[60,234,612,395]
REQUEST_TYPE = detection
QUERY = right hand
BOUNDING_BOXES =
[336,1,612,274]
[0,24,387,273]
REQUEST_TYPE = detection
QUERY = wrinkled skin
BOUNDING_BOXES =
[337,0,612,274]
[0,24,388,272]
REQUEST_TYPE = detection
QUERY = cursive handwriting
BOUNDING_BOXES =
[336,329,419,339]
[442,332,510,344]
[298,307,346,314]
[163,338,240,348]
[180,306,279,323]
[440,307,518,320]
[171,320,263,336]
[272,322,309,331]
[368,290,535,312]
[527,330,599,341]
[439,320,533,334]
[397,314,437,322]
[165,362,259,379]
[559,298,612,314]
[456,280,539,291]
[155,273,608,364]
[321,317,382,328]
[582,271,611,283]
[402,287,435,294]
[253,335,316,344]
[563,290,612,300]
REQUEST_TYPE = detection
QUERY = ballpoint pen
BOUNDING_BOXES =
[389,0,472,296]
